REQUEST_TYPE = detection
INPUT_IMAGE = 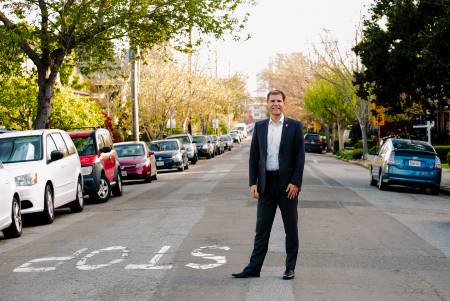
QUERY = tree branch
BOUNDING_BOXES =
[0,10,42,69]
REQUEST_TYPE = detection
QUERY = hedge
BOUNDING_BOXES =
[352,148,363,159]
[434,146,450,163]
[447,152,450,165]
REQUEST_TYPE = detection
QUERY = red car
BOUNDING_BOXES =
[69,128,123,202]
[113,141,157,183]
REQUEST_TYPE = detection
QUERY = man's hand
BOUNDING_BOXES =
[250,185,259,199]
[286,184,299,199]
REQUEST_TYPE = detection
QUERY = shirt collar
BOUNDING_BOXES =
[269,114,284,126]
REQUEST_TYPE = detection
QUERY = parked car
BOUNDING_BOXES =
[166,134,198,164]
[230,130,244,141]
[229,132,241,144]
[69,128,122,202]
[304,133,323,153]
[114,141,157,183]
[149,139,189,171]
[192,135,214,159]
[0,130,84,224]
[0,161,22,238]
[220,134,233,151]
[370,138,442,194]
[210,135,224,155]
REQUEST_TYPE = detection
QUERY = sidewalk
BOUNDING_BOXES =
[331,153,450,195]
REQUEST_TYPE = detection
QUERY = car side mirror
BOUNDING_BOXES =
[50,150,64,161]
[100,146,112,153]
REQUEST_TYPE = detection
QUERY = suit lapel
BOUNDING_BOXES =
[261,119,269,161]
[279,117,289,155]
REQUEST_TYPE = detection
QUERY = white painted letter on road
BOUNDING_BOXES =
[185,246,230,270]
[76,246,129,271]
[125,246,173,270]
[14,248,87,273]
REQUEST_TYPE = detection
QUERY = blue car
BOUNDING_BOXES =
[370,138,442,194]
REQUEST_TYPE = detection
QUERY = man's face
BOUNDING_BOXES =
[267,94,285,118]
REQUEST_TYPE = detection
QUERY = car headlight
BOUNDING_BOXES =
[15,173,38,186]
[172,154,182,161]
[81,165,94,176]
[202,145,208,149]
[136,162,146,168]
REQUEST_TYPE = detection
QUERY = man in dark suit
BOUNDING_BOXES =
[232,89,305,280]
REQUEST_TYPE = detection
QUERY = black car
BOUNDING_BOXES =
[149,139,189,171]
[192,135,214,159]
[304,133,323,153]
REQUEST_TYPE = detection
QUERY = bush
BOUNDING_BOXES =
[352,148,363,159]
[434,146,450,163]
[369,146,380,155]
[354,139,379,150]
[447,152,450,165]
[336,150,353,160]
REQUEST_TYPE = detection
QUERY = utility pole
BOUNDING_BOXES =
[130,46,140,141]
[187,26,193,135]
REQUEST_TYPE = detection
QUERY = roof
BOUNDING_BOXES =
[113,141,145,146]
[0,129,61,138]
[68,130,95,137]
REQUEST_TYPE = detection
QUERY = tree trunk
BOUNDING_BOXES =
[360,123,369,160]
[34,67,56,129]
[325,125,331,152]
[337,121,344,151]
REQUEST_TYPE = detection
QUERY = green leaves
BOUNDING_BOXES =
[354,0,450,112]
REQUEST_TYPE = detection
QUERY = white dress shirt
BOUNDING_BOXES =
[266,114,284,171]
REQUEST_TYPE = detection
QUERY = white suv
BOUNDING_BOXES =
[0,130,84,224]
[0,161,22,238]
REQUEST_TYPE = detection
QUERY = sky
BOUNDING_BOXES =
[194,0,373,96]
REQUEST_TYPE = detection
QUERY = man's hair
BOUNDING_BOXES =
[266,90,286,101]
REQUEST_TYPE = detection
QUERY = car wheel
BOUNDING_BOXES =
[378,171,386,190]
[42,184,55,224]
[145,173,152,183]
[370,168,377,186]
[206,153,211,159]
[177,163,185,172]
[70,177,84,213]
[3,195,22,239]
[112,172,123,197]
[191,155,198,165]
[92,174,111,202]
[151,173,157,181]
[429,186,440,195]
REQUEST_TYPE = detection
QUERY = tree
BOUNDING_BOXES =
[353,0,450,113]
[0,0,253,129]
[258,53,313,120]
[304,76,355,151]
[313,31,371,159]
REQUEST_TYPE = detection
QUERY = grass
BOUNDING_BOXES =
[443,163,449,169]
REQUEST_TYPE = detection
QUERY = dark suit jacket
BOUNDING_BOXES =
[249,117,305,195]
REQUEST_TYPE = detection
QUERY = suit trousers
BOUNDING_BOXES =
[245,171,299,273]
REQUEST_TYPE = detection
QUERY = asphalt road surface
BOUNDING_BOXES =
[1,139,449,301]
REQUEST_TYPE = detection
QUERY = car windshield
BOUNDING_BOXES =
[0,135,43,163]
[72,136,96,156]
[211,136,218,142]
[150,141,179,151]
[169,136,190,144]
[305,135,320,142]
[220,136,229,141]
[393,140,434,152]
[115,144,145,157]
[192,136,206,144]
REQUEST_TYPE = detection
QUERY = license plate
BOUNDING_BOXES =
[409,160,421,167]
[156,161,164,167]
[121,171,127,177]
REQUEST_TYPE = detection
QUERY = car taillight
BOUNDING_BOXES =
[305,141,310,144]
[435,157,442,169]
[387,152,396,165]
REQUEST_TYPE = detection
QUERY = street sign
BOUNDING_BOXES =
[371,103,385,126]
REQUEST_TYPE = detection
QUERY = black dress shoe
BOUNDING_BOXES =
[282,270,295,280]
[231,271,260,278]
